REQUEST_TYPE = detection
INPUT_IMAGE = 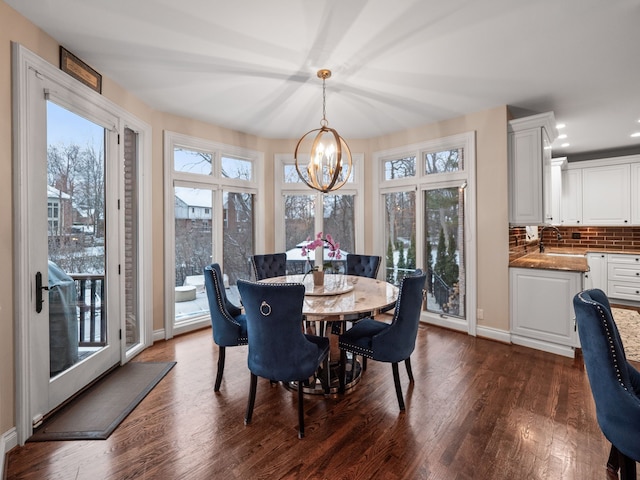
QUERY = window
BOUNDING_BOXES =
[276,154,364,273]
[376,133,476,334]
[164,132,262,336]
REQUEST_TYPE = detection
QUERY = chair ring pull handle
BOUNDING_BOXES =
[260,301,272,316]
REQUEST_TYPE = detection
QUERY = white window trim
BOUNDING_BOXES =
[163,130,264,338]
[374,132,477,336]
[274,153,365,254]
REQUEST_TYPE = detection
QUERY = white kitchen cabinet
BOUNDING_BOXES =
[607,253,640,303]
[510,267,582,357]
[585,252,607,293]
[632,163,640,224]
[560,168,582,225]
[582,163,630,225]
[545,157,566,225]
[508,112,558,225]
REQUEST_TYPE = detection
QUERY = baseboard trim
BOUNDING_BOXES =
[2,427,18,478]
[152,329,165,342]
[511,335,575,358]
[477,325,511,344]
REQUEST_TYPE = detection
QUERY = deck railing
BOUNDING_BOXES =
[70,273,105,347]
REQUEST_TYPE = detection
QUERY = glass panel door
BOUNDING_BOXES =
[383,191,417,285]
[424,186,465,318]
[47,101,107,376]
[173,186,213,325]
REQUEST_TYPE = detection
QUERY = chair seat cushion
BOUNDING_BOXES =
[226,301,242,318]
[235,313,248,343]
[218,313,248,346]
[304,334,330,363]
[338,318,389,358]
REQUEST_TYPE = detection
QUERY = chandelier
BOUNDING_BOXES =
[294,69,352,193]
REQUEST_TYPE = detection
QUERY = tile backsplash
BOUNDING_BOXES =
[509,226,640,261]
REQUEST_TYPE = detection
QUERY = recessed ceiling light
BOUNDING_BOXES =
[556,123,566,129]
[558,134,567,139]
[561,143,570,148]
[631,132,640,138]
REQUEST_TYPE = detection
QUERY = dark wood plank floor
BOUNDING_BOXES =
[6,324,633,479]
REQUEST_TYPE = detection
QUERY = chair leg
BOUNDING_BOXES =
[297,383,305,439]
[607,444,619,474]
[323,354,330,395]
[362,356,368,371]
[339,350,347,394]
[405,357,414,383]
[214,346,226,392]
[392,362,405,411]
[618,448,637,480]
[244,373,257,425]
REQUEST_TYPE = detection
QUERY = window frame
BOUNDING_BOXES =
[163,131,263,338]
[374,132,477,335]
[274,153,365,257]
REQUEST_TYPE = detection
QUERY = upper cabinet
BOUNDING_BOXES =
[560,168,582,225]
[508,112,558,225]
[562,155,639,226]
[582,163,630,225]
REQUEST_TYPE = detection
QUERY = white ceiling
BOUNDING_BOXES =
[6,0,640,157]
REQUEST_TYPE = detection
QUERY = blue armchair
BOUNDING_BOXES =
[346,254,381,279]
[338,272,426,410]
[237,279,330,439]
[204,264,247,392]
[250,253,287,280]
[573,288,640,479]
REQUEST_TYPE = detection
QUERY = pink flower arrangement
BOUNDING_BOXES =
[300,232,341,268]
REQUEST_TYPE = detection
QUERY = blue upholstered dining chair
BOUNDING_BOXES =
[250,253,287,280]
[203,264,247,392]
[338,271,427,410]
[346,254,381,279]
[237,279,330,439]
[573,289,640,479]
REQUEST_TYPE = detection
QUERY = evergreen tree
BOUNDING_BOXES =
[445,232,459,286]
[386,238,395,283]
[425,239,433,293]
[434,227,447,283]
[407,233,416,269]
[397,242,406,274]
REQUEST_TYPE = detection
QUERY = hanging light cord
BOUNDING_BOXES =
[320,75,328,127]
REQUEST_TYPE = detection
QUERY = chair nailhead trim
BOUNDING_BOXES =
[577,292,628,392]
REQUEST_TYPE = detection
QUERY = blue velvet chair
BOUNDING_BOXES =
[250,253,287,280]
[346,254,381,279]
[204,264,247,392]
[573,289,640,479]
[237,279,330,438]
[338,272,427,410]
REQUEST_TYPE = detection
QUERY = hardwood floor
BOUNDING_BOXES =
[5,324,632,479]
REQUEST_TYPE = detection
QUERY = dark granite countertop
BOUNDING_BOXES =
[509,248,588,272]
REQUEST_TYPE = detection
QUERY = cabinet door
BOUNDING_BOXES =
[561,169,582,225]
[545,159,563,225]
[510,268,581,348]
[509,128,543,224]
[632,163,640,224]
[582,164,630,225]
[585,252,607,293]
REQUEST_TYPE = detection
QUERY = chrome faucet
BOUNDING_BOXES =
[539,225,562,253]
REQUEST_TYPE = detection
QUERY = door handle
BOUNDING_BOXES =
[35,271,49,313]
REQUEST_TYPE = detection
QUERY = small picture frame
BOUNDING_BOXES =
[59,46,102,94]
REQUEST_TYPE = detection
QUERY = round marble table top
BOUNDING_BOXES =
[261,274,398,320]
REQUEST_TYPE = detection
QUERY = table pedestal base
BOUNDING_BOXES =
[286,354,362,395]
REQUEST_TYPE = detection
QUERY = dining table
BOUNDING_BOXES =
[260,273,399,394]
